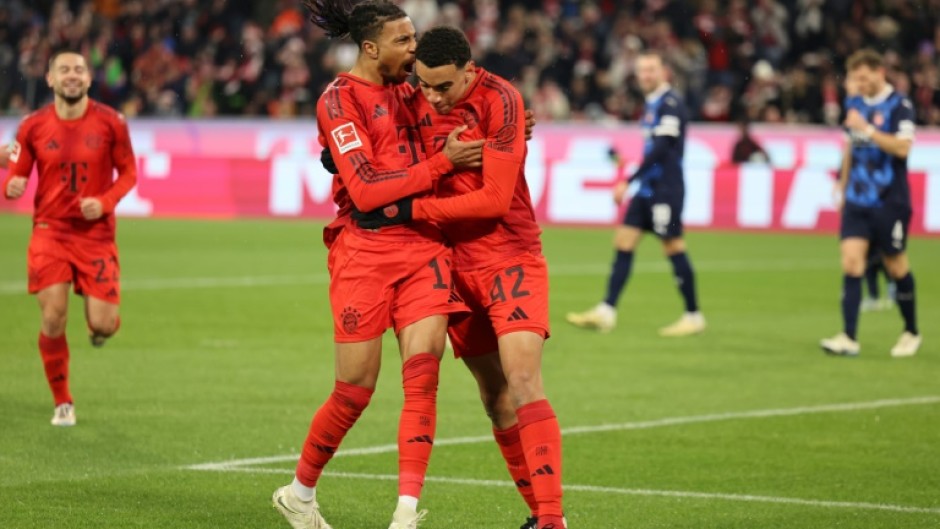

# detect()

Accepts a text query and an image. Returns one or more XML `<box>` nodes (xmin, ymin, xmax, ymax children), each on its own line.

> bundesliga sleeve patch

<box><xmin>8</xmin><ymin>140</ymin><xmax>21</xmax><ymax>163</ymax></box>
<box><xmin>331</xmin><ymin>122</ymin><xmax>363</xmax><ymax>154</ymax></box>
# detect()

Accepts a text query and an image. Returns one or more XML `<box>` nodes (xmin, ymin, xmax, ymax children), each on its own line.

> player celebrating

<box><xmin>3</xmin><ymin>50</ymin><xmax>137</xmax><ymax>426</ymax></box>
<box><xmin>271</xmin><ymin>2</ymin><xmax>484</xmax><ymax>529</ymax></box>
<box><xmin>821</xmin><ymin>49</ymin><xmax>921</xmax><ymax>357</ymax></box>
<box><xmin>566</xmin><ymin>51</ymin><xmax>704</xmax><ymax>337</ymax></box>
<box><xmin>353</xmin><ymin>27</ymin><xmax>565</xmax><ymax>529</ymax></box>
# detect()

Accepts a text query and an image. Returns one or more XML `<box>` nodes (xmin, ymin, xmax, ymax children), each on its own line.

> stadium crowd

<box><xmin>0</xmin><ymin>0</ymin><xmax>938</xmax><ymax>125</ymax></box>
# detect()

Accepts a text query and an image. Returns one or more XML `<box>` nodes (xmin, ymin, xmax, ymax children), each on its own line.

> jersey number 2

<box><xmin>490</xmin><ymin>266</ymin><xmax>530</xmax><ymax>303</ymax></box>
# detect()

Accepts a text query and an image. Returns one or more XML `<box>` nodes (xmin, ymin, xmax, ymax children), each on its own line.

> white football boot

<box><xmin>565</xmin><ymin>302</ymin><xmax>616</xmax><ymax>333</ymax></box>
<box><xmin>388</xmin><ymin>503</ymin><xmax>428</xmax><ymax>529</ymax></box>
<box><xmin>820</xmin><ymin>332</ymin><xmax>860</xmax><ymax>357</ymax></box>
<box><xmin>272</xmin><ymin>485</ymin><xmax>332</xmax><ymax>529</ymax></box>
<box><xmin>890</xmin><ymin>332</ymin><xmax>922</xmax><ymax>358</ymax></box>
<box><xmin>51</xmin><ymin>403</ymin><xmax>76</xmax><ymax>427</ymax></box>
<box><xmin>659</xmin><ymin>312</ymin><xmax>706</xmax><ymax>337</ymax></box>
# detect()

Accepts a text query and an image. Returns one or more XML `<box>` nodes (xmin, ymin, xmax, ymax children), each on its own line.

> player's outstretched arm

<box><xmin>0</xmin><ymin>143</ymin><xmax>9</xmax><ymax>169</ymax></box>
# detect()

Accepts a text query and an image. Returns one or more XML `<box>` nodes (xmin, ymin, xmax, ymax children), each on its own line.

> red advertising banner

<box><xmin>2</xmin><ymin>120</ymin><xmax>938</xmax><ymax>234</ymax></box>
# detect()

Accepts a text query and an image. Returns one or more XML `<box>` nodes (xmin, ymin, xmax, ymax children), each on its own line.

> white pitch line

<box><xmin>0</xmin><ymin>258</ymin><xmax>834</xmax><ymax>295</ymax></box>
<box><xmin>183</xmin><ymin>396</ymin><xmax>940</xmax><ymax>472</ymax></box>
<box><xmin>197</xmin><ymin>468</ymin><xmax>940</xmax><ymax>516</ymax></box>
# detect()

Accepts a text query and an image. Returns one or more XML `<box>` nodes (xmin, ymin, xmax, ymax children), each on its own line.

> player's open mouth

<box><xmin>403</xmin><ymin>61</ymin><xmax>415</xmax><ymax>74</ymax></box>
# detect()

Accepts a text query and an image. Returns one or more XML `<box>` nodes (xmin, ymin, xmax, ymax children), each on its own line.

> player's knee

<box><xmin>840</xmin><ymin>255</ymin><xmax>865</xmax><ymax>276</ymax></box>
<box><xmin>479</xmin><ymin>388</ymin><xmax>515</xmax><ymax>428</ymax></box>
<box><xmin>505</xmin><ymin>370</ymin><xmax>545</xmax><ymax>408</ymax></box>
<box><xmin>88</xmin><ymin>315</ymin><xmax>119</xmax><ymax>338</ymax></box>
<box><xmin>662</xmin><ymin>238</ymin><xmax>686</xmax><ymax>255</ymax></box>
<box><xmin>41</xmin><ymin>306</ymin><xmax>68</xmax><ymax>335</ymax></box>
<box><xmin>883</xmin><ymin>257</ymin><xmax>909</xmax><ymax>279</ymax></box>
<box><xmin>41</xmin><ymin>318</ymin><xmax>67</xmax><ymax>337</ymax></box>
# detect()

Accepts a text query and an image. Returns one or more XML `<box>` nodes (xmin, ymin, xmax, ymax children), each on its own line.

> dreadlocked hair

<box><xmin>303</xmin><ymin>0</ymin><xmax>407</xmax><ymax>46</ymax></box>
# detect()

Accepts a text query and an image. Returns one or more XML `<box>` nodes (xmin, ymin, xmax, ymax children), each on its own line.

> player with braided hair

<box><xmin>271</xmin><ymin>2</ymin><xmax>485</xmax><ymax>529</ymax></box>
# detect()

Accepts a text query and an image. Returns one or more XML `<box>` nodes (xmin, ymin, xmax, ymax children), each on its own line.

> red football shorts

<box><xmin>27</xmin><ymin>231</ymin><xmax>121</xmax><ymax>304</ymax></box>
<box><xmin>328</xmin><ymin>229</ymin><xmax>467</xmax><ymax>343</ymax></box>
<box><xmin>448</xmin><ymin>251</ymin><xmax>550</xmax><ymax>358</ymax></box>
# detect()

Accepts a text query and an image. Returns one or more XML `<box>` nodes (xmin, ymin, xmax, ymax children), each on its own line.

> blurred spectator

<box><xmin>731</xmin><ymin>120</ymin><xmax>770</xmax><ymax>164</ymax></box>
<box><xmin>0</xmin><ymin>0</ymin><xmax>937</xmax><ymax>125</ymax></box>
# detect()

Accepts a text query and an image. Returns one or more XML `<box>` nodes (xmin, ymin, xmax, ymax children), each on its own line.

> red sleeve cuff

<box><xmin>98</xmin><ymin>195</ymin><xmax>117</xmax><ymax>214</ymax></box>
<box><xmin>428</xmin><ymin>152</ymin><xmax>454</xmax><ymax>179</ymax></box>
<box><xmin>412</xmin><ymin>198</ymin><xmax>428</xmax><ymax>221</ymax></box>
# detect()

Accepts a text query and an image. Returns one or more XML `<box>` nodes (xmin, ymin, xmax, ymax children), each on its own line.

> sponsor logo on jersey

<box><xmin>331</xmin><ymin>123</ymin><xmax>363</xmax><ymax>154</ymax></box>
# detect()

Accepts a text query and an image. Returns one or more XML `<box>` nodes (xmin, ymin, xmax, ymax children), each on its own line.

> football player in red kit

<box><xmin>271</xmin><ymin>2</ymin><xmax>485</xmax><ymax>529</ymax></box>
<box><xmin>3</xmin><ymin>50</ymin><xmax>137</xmax><ymax>427</ymax></box>
<box><xmin>353</xmin><ymin>27</ymin><xmax>566</xmax><ymax>529</ymax></box>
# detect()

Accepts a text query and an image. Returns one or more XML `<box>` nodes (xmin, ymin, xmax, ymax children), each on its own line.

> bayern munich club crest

<box><xmin>341</xmin><ymin>306</ymin><xmax>361</xmax><ymax>334</ymax></box>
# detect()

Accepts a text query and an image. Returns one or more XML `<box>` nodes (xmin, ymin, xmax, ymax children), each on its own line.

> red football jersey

<box><xmin>412</xmin><ymin>67</ymin><xmax>541</xmax><ymax>270</ymax></box>
<box><xmin>317</xmin><ymin>74</ymin><xmax>454</xmax><ymax>246</ymax></box>
<box><xmin>4</xmin><ymin>101</ymin><xmax>137</xmax><ymax>240</ymax></box>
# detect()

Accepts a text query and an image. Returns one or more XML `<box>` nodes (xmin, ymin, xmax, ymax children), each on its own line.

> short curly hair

<box><xmin>415</xmin><ymin>26</ymin><xmax>471</xmax><ymax>69</ymax></box>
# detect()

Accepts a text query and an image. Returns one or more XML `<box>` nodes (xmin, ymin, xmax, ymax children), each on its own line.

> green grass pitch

<box><xmin>1</xmin><ymin>213</ymin><xmax>938</xmax><ymax>528</ymax></box>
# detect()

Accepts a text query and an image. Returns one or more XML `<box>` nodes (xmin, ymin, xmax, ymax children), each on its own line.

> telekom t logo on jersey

<box><xmin>331</xmin><ymin>123</ymin><xmax>362</xmax><ymax>154</ymax></box>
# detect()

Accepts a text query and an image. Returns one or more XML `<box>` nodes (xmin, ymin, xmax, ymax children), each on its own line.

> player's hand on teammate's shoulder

<box><xmin>442</xmin><ymin>125</ymin><xmax>484</xmax><ymax>168</ymax></box>
<box><xmin>5</xmin><ymin>176</ymin><xmax>27</xmax><ymax>199</ymax></box>
<box><xmin>79</xmin><ymin>197</ymin><xmax>104</xmax><ymax>220</ymax></box>
<box><xmin>352</xmin><ymin>197</ymin><xmax>413</xmax><ymax>230</ymax></box>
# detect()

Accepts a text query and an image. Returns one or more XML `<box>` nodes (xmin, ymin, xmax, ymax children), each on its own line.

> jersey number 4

<box><xmin>490</xmin><ymin>266</ymin><xmax>530</xmax><ymax>303</ymax></box>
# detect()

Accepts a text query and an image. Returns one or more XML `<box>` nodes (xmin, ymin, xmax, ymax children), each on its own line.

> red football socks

<box><xmin>38</xmin><ymin>333</ymin><xmax>71</xmax><ymax>405</ymax></box>
<box><xmin>517</xmin><ymin>399</ymin><xmax>564</xmax><ymax>523</ymax></box>
<box><xmin>494</xmin><ymin>424</ymin><xmax>538</xmax><ymax>516</ymax></box>
<box><xmin>295</xmin><ymin>380</ymin><xmax>374</xmax><ymax>487</ymax></box>
<box><xmin>398</xmin><ymin>353</ymin><xmax>440</xmax><ymax>498</ymax></box>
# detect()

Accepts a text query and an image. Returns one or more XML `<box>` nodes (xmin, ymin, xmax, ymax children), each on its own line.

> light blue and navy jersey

<box><xmin>845</xmin><ymin>88</ymin><xmax>915</xmax><ymax>209</ymax></box>
<box><xmin>843</xmin><ymin>94</ymin><xmax>864</xmax><ymax>120</ymax></box>
<box><xmin>636</xmin><ymin>87</ymin><xmax>687</xmax><ymax>199</ymax></box>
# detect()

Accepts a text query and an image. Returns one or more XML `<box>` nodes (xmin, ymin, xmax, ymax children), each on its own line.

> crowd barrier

<box><xmin>1</xmin><ymin>120</ymin><xmax>937</xmax><ymax>234</ymax></box>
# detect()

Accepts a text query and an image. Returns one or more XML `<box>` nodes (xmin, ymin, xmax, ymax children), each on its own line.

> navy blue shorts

<box><xmin>623</xmin><ymin>195</ymin><xmax>684</xmax><ymax>239</ymax></box>
<box><xmin>840</xmin><ymin>205</ymin><xmax>912</xmax><ymax>256</ymax></box>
